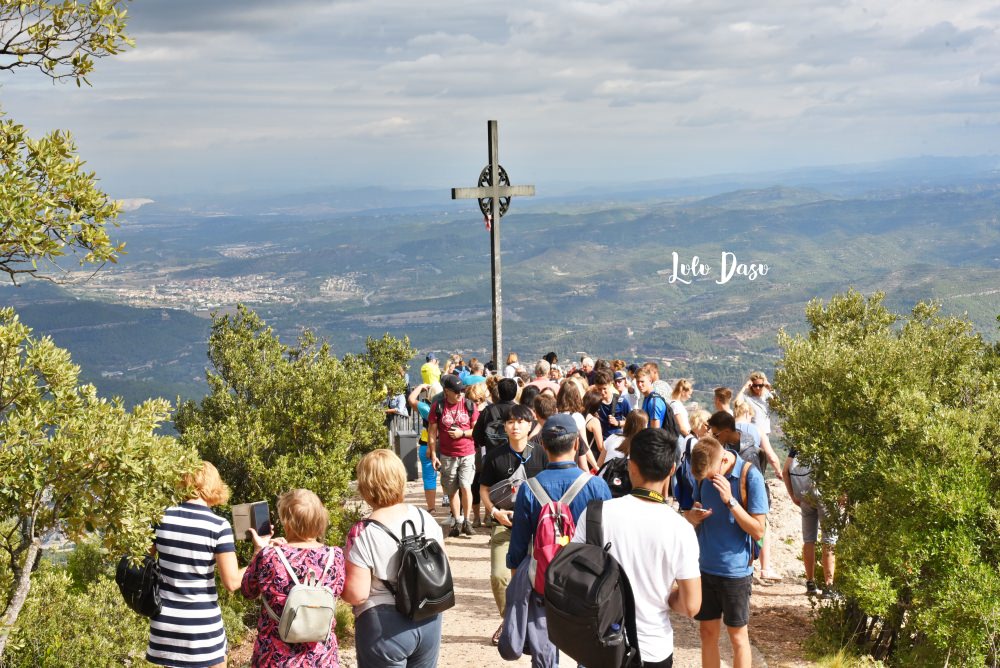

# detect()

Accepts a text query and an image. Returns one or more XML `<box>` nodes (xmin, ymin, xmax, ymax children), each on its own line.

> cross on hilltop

<box><xmin>451</xmin><ymin>120</ymin><xmax>535</xmax><ymax>370</ymax></box>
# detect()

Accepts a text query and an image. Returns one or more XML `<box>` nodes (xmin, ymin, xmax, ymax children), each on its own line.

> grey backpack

<box><xmin>789</xmin><ymin>455</ymin><xmax>819</xmax><ymax>505</ymax></box>
<box><xmin>263</xmin><ymin>547</ymin><xmax>338</xmax><ymax>644</ymax></box>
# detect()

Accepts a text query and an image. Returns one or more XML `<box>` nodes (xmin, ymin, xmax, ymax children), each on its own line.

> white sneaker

<box><xmin>445</xmin><ymin>514</ymin><xmax>456</xmax><ymax>527</ymax></box>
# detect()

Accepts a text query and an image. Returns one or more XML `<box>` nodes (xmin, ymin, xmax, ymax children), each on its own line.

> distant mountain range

<box><xmin>5</xmin><ymin>155</ymin><xmax>999</xmax><ymax>408</ymax></box>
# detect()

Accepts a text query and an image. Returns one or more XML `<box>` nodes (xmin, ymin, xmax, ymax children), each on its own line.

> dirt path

<box><xmin>337</xmin><ymin>478</ymin><xmax>815</xmax><ymax>667</ymax></box>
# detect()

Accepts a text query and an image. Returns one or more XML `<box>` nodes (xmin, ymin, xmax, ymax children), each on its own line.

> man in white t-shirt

<box><xmin>572</xmin><ymin>428</ymin><xmax>701</xmax><ymax>667</ymax></box>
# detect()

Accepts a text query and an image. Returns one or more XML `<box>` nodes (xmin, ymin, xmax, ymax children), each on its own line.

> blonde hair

<box><xmin>733</xmin><ymin>397</ymin><xmax>754</xmax><ymax>421</ymax></box>
<box><xmin>278</xmin><ymin>489</ymin><xmax>328</xmax><ymax>541</ymax></box>
<box><xmin>465</xmin><ymin>381</ymin><xmax>489</xmax><ymax>405</ymax></box>
<box><xmin>182</xmin><ymin>461</ymin><xmax>230</xmax><ymax>507</ymax></box>
<box><xmin>689</xmin><ymin>409</ymin><xmax>711</xmax><ymax>433</ymax></box>
<box><xmin>691</xmin><ymin>437</ymin><xmax>724</xmax><ymax>481</ymax></box>
<box><xmin>356</xmin><ymin>449</ymin><xmax>406</xmax><ymax>509</ymax></box>
<box><xmin>749</xmin><ymin>371</ymin><xmax>768</xmax><ymax>384</ymax></box>
<box><xmin>506</xmin><ymin>352</ymin><xmax>518</xmax><ymax>365</ymax></box>
<box><xmin>672</xmin><ymin>378</ymin><xmax>692</xmax><ymax>399</ymax></box>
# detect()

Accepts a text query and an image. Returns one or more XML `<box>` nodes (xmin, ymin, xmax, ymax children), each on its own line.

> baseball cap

<box><xmin>626</xmin><ymin>363</ymin><xmax>640</xmax><ymax>374</ymax></box>
<box><xmin>613</xmin><ymin>371</ymin><xmax>627</xmax><ymax>382</ymax></box>
<box><xmin>425</xmin><ymin>352</ymin><xmax>437</xmax><ymax>362</ymax></box>
<box><xmin>541</xmin><ymin>413</ymin><xmax>578</xmax><ymax>441</ymax></box>
<box><xmin>441</xmin><ymin>374</ymin><xmax>464</xmax><ymax>393</ymax></box>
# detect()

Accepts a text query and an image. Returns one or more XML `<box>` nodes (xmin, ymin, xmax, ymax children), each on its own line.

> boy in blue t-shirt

<box><xmin>685</xmin><ymin>437</ymin><xmax>768</xmax><ymax>668</ymax></box>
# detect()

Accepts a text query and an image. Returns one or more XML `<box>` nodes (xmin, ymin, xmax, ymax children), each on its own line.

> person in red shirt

<box><xmin>428</xmin><ymin>374</ymin><xmax>480</xmax><ymax>537</ymax></box>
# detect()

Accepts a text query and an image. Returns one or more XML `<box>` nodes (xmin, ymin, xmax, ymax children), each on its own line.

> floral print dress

<box><xmin>241</xmin><ymin>545</ymin><xmax>346</xmax><ymax>667</ymax></box>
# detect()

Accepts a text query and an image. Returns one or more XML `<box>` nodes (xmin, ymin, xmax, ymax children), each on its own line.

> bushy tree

<box><xmin>0</xmin><ymin>308</ymin><xmax>200</xmax><ymax>659</ymax></box>
<box><xmin>175</xmin><ymin>305</ymin><xmax>414</xmax><ymax>541</ymax></box>
<box><xmin>773</xmin><ymin>289</ymin><xmax>1000</xmax><ymax>665</ymax></box>
<box><xmin>3</xmin><ymin>565</ymin><xmax>148</xmax><ymax>667</ymax></box>
<box><xmin>0</xmin><ymin>0</ymin><xmax>132</xmax><ymax>282</ymax></box>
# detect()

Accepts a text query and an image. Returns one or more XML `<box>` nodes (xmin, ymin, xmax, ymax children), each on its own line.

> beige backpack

<box><xmin>263</xmin><ymin>546</ymin><xmax>338</xmax><ymax>644</ymax></box>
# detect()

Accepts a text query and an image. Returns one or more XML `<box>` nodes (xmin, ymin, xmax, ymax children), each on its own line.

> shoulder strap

<box><xmin>584</xmin><ymin>499</ymin><xmax>604</xmax><ymax>547</ymax></box>
<box><xmin>619</xmin><ymin>564</ymin><xmax>642</xmax><ymax>667</ymax></box>
<box><xmin>559</xmin><ymin>472</ymin><xmax>592</xmax><ymax>506</ymax></box>
<box><xmin>318</xmin><ymin>546</ymin><xmax>337</xmax><ymax>582</ymax></box>
<box><xmin>271</xmin><ymin>546</ymin><xmax>300</xmax><ymax>587</ymax></box>
<box><xmin>739</xmin><ymin>458</ymin><xmax>750</xmax><ymax>511</ymax></box>
<box><xmin>526</xmin><ymin>477</ymin><xmax>552</xmax><ymax>507</ymax></box>
<box><xmin>363</xmin><ymin>518</ymin><xmax>402</xmax><ymax>546</ymax></box>
<box><xmin>262</xmin><ymin>546</ymin><xmax>300</xmax><ymax>623</ymax></box>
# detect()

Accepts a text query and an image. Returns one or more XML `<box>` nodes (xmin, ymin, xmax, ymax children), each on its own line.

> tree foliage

<box><xmin>773</xmin><ymin>289</ymin><xmax>1000</xmax><ymax>665</ymax></box>
<box><xmin>3</xmin><ymin>564</ymin><xmax>148</xmax><ymax>667</ymax></box>
<box><xmin>0</xmin><ymin>307</ymin><xmax>200</xmax><ymax>658</ymax></box>
<box><xmin>0</xmin><ymin>0</ymin><xmax>132</xmax><ymax>83</ymax></box>
<box><xmin>0</xmin><ymin>0</ymin><xmax>132</xmax><ymax>283</ymax></box>
<box><xmin>175</xmin><ymin>305</ymin><xmax>414</xmax><ymax>541</ymax></box>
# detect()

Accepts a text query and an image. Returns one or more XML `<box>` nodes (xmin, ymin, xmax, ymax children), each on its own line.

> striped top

<box><xmin>147</xmin><ymin>502</ymin><xmax>235</xmax><ymax>668</ymax></box>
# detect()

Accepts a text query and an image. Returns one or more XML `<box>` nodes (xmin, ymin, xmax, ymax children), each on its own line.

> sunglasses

<box><xmin>751</xmin><ymin>383</ymin><xmax>765</xmax><ymax>388</ymax></box>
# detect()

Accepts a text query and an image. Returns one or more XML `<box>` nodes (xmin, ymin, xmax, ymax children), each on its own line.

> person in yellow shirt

<box><xmin>421</xmin><ymin>353</ymin><xmax>442</xmax><ymax>390</ymax></box>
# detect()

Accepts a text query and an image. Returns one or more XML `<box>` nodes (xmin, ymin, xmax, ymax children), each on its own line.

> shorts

<box><xmin>695</xmin><ymin>573</ymin><xmax>752</xmax><ymax>628</ymax></box>
<box><xmin>439</xmin><ymin>454</ymin><xmax>475</xmax><ymax>496</ymax></box>
<box><xmin>418</xmin><ymin>444</ymin><xmax>437</xmax><ymax>491</ymax></box>
<box><xmin>801</xmin><ymin>501</ymin><xmax>838</xmax><ymax>545</ymax></box>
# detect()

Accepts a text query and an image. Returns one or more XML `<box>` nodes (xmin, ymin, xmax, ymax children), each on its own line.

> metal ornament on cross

<box><xmin>450</xmin><ymin>120</ymin><xmax>535</xmax><ymax>372</ymax></box>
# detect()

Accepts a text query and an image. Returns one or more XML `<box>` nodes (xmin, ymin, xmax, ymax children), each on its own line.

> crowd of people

<box><xmin>143</xmin><ymin>351</ymin><xmax>836</xmax><ymax>668</ymax></box>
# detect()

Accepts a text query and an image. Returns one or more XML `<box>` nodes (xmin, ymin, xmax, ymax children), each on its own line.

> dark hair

<box><xmin>533</xmin><ymin>394</ymin><xmax>557</xmax><ymax>420</ymax></box>
<box><xmin>707</xmin><ymin>411</ymin><xmax>736</xmax><ymax>432</ymax></box>
<box><xmin>497</xmin><ymin>378</ymin><xmax>518</xmax><ymax>402</ymax></box>
<box><xmin>543</xmin><ymin>431</ymin><xmax>579</xmax><ymax>456</ymax></box>
<box><xmin>557</xmin><ymin>381</ymin><xmax>584</xmax><ymax>414</ymax></box>
<box><xmin>629</xmin><ymin>428</ymin><xmax>678</xmax><ymax>481</ymax></box>
<box><xmin>618</xmin><ymin>409</ymin><xmax>649</xmax><ymax>458</ymax></box>
<box><xmin>594</xmin><ymin>359</ymin><xmax>612</xmax><ymax>372</ymax></box>
<box><xmin>506</xmin><ymin>403</ymin><xmax>535</xmax><ymax>423</ymax></box>
<box><xmin>593</xmin><ymin>369</ymin><xmax>613</xmax><ymax>387</ymax></box>
<box><xmin>583</xmin><ymin>387</ymin><xmax>604</xmax><ymax>416</ymax></box>
<box><xmin>543</xmin><ymin>351</ymin><xmax>558</xmax><ymax>365</ymax></box>
<box><xmin>519</xmin><ymin>384</ymin><xmax>541</xmax><ymax>409</ymax></box>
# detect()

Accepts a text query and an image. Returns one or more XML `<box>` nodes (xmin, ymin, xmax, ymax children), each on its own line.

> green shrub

<box><xmin>66</xmin><ymin>539</ymin><xmax>113</xmax><ymax>591</ymax></box>
<box><xmin>4</xmin><ymin>566</ymin><xmax>148</xmax><ymax>668</ymax></box>
<box><xmin>775</xmin><ymin>291</ymin><xmax>1000</xmax><ymax>665</ymax></box>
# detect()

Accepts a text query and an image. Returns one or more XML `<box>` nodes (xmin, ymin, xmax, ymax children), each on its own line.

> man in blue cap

<box><xmin>506</xmin><ymin>414</ymin><xmax>612</xmax><ymax>572</ymax></box>
<box><xmin>501</xmin><ymin>413</ymin><xmax>612</xmax><ymax>666</ymax></box>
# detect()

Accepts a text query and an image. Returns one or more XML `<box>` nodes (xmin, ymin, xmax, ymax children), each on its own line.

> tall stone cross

<box><xmin>451</xmin><ymin>120</ymin><xmax>535</xmax><ymax>371</ymax></box>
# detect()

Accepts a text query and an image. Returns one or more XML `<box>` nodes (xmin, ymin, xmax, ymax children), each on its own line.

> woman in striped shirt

<box><xmin>147</xmin><ymin>461</ymin><xmax>244</xmax><ymax>668</ymax></box>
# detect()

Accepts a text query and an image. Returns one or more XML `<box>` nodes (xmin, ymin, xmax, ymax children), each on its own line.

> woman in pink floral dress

<box><xmin>242</xmin><ymin>489</ymin><xmax>345</xmax><ymax>667</ymax></box>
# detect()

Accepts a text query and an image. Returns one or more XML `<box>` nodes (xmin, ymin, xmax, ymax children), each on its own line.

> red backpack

<box><xmin>525</xmin><ymin>473</ymin><xmax>593</xmax><ymax>595</ymax></box>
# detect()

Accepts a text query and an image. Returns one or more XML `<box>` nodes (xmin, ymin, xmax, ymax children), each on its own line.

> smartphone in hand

<box><xmin>251</xmin><ymin>501</ymin><xmax>272</xmax><ymax>537</ymax></box>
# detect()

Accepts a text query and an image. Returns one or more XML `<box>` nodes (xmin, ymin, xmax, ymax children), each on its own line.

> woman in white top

<box><xmin>503</xmin><ymin>352</ymin><xmax>520</xmax><ymax>379</ymax></box>
<box><xmin>556</xmin><ymin>379</ymin><xmax>596</xmax><ymax>470</ymax></box>
<box><xmin>669</xmin><ymin>379</ymin><xmax>693</xmax><ymax>436</ymax></box>
<box><xmin>342</xmin><ymin>450</ymin><xmax>445</xmax><ymax>668</ymax></box>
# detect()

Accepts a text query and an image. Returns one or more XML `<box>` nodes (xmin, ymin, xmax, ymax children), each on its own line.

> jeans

<box><xmin>355</xmin><ymin>605</ymin><xmax>442</xmax><ymax>668</ymax></box>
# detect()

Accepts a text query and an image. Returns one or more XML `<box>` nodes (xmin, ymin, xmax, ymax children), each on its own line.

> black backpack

<box><xmin>597</xmin><ymin>457</ymin><xmax>632</xmax><ymax>498</ymax></box>
<box><xmin>544</xmin><ymin>500</ymin><xmax>641</xmax><ymax>668</ymax></box>
<box><xmin>646</xmin><ymin>392</ymin><xmax>682</xmax><ymax>442</ymax></box>
<box><xmin>365</xmin><ymin>510</ymin><xmax>455</xmax><ymax>621</ymax></box>
<box><xmin>115</xmin><ymin>554</ymin><xmax>162</xmax><ymax>618</ymax></box>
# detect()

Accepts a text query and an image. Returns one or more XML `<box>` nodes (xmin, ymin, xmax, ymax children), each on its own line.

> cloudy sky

<box><xmin>3</xmin><ymin>0</ymin><xmax>999</xmax><ymax>197</ymax></box>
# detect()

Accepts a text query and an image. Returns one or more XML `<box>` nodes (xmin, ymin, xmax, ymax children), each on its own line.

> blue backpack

<box><xmin>673</xmin><ymin>435</ymin><xmax>698</xmax><ymax>511</ymax></box>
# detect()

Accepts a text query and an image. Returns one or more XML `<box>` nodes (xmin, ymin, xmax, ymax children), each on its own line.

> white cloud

<box><xmin>1</xmin><ymin>0</ymin><xmax>998</xmax><ymax>195</ymax></box>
